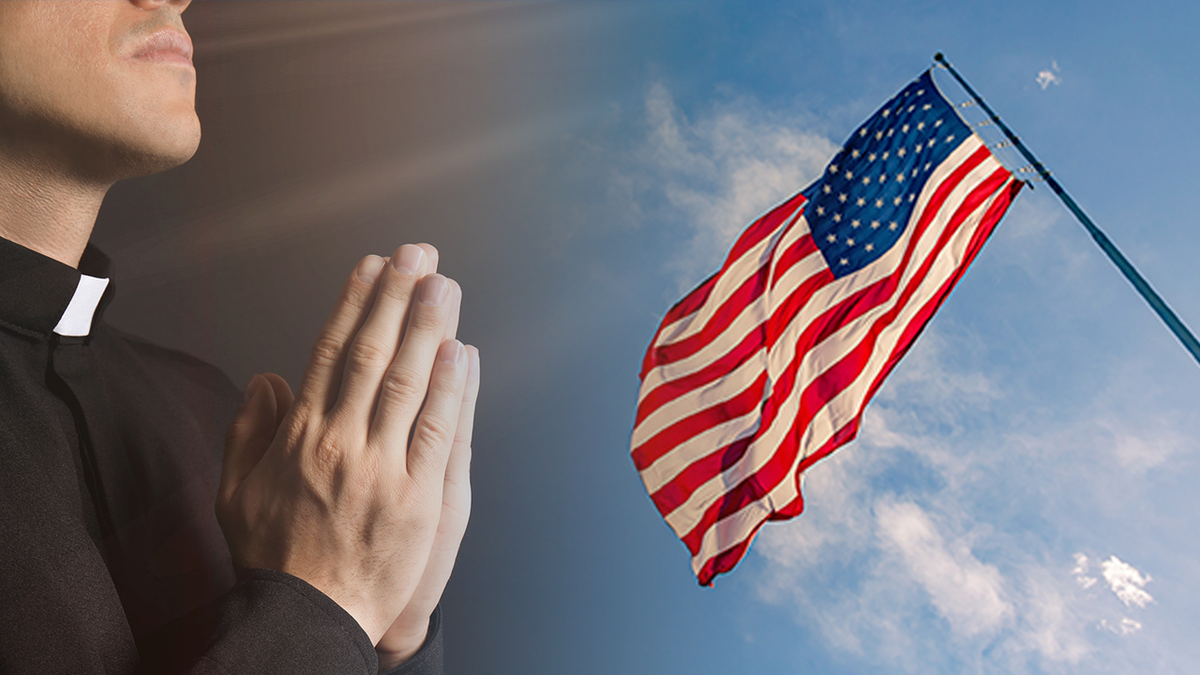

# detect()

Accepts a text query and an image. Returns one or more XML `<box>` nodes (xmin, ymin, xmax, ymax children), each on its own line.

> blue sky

<box><xmin>435</xmin><ymin>2</ymin><xmax>1200</xmax><ymax>673</ymax></box>
<box><xmin>99</xmin><ymin>2</ymin><xmax>1200</xmax><ymax>673</ymax></box>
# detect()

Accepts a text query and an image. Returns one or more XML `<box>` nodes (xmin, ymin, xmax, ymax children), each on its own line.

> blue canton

<box><xmin>804</xmin><ymin>70</ymin><xmax>970</xmax><ymax>278</ymax></box>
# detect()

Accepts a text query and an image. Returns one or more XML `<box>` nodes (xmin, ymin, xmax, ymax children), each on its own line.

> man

<box><xmin>0</xmin><ymin>1</ymin><xmax>480</xmax><ymax>673</ymax></box>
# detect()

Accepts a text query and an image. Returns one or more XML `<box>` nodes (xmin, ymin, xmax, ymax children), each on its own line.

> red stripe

<box><xmin>640</xmin><ymin>193</ymin><xmax>807</xmax><ymax>378</ymax></box>
<box><xmin>635</xmin><ymin>320</ymin><xmax>770</xmax><ymax>426</ymax></box>
<box><xmin>651</xmin><ymin>262</ymin><xmax>771</xmax><ymax>365</ymax></box>
<box><xmin>677</xmin><ymin>168</ymin><xmax>1012</xmax><ymax>553</ymax></box>
<box><xmin>770</xmin><ymin>235</ymin><xmax>820</xmax><ymax>290</ymax></box>
<box><xmin>631</xmin><ymin>370</ymin><xmax>769</xmax><ymax>471</ymax></box>
<box><xmin>635</xmin><ymin>234</ymin><xmax>824</xmax><ymax>423</ymax></box>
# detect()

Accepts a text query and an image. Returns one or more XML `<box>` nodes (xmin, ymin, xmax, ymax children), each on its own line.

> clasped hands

<box><xmin>217</xmin><ymin>244</ymin><xmax>479</xmax><ymax>668</ymax></box>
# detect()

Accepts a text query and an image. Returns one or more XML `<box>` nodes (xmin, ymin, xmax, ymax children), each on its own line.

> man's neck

<box><xmin>0</xmin><ymin>155</ymin><xmax>109</xmax><ymax>269</ymax></box>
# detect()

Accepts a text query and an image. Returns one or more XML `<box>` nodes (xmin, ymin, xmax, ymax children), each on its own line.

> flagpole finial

<box><xmin>934</xmin><ymin>52</ymin><xmax>948</xmax><ymax>65</ymax></box>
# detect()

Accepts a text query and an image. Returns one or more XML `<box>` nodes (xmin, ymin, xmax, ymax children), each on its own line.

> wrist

<box><xmin>376</xmin><ymin>625</ymin><xmax>429</xmax><ymax>670</ymax></box>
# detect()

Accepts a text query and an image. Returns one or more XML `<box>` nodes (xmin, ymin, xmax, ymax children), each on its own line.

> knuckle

<box><xmin>346</xmin><ymin>335</ymin><xmax>393</xmax><ymax>373</ymax></box>
<box><xmin>412</xmin><ymin>412</ymin><xmax>454</xmax><ymax>451</ymax></box>
<box><xmin>407</xmin><ymin>303</ymin><xmax>444</xmax><ymax>335</ymax></box>
<box><xmin>379</xmin><ymin>367</ymin><xmax>425</xmax><ymax>406</ymax></box>
<box><xmin>309</xmin><ymin>335</ymin><xmax>344</xmax><ymax>369</ymax></box>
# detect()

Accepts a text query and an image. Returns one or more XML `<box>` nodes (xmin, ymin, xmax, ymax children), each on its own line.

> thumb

<box><xmin>220</xmin><ymin>374</ymin><xmax>280</xmax><ymax>501</ymax></box>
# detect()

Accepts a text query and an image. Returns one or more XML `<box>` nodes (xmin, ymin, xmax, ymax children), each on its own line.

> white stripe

<box><xmin>631</xmin><ymin>247</ymin><xmax>826</xmax><ymax>449</ymax></box>
<box><xmin>654</xmin><ymin>201</ymin><xmax>807</xmax><ymax>348</ymax></box>
<box><xmin>689</xmin><ymin>172</ymin><xmax>1014</xmax><ymax>569</ymax></box>
<box><xmin>53</xmin><ymin>274</ymin><xmax>110</xmax><ymax>337</ymax></box>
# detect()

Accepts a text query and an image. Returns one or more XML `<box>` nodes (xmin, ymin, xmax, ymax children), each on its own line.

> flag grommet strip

<box><xmin>933</xmin><ymin>52</ymin><xmax>1200</xmax><ymax>367</ymax></box>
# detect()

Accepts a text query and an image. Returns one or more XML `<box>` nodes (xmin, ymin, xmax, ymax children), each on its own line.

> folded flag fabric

<box><xmin>631</xmin><ymin>70</ymin><xmax>1023</xmax><ymax>586</ymax></box>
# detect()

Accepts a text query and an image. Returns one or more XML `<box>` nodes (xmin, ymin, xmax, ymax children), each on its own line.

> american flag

<box><xmin>631</xmin><ymin>70</ymin><xmax>1023</xmax><ymax>586</ymax></box>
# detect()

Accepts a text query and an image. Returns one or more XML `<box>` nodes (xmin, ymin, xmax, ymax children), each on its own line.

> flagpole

<box><xmin>933</xmin><ymin>52</ymin><xmax>1200</xmax><ymax>367</ymax></box>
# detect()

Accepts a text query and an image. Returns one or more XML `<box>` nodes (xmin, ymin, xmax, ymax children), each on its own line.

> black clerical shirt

<box><xmin>0</xmin><ymin>236</ymin><xmax>442</xmax><ymax>674</ymax></box>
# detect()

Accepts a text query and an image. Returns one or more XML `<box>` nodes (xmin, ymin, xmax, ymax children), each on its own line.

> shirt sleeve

<box><xmin>167</xmin><ymin>570</ymin><xmax>444</xmax><ymax>675</ymax></box>
<box><xmin>378</xmin><ymin>606</ymin><xmax>445</xmax><ymax>675</ymax></box>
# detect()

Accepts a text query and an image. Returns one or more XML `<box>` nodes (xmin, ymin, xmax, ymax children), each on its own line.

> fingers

<box><xmin>330</xmin><ymin>245</ymin><xmax>435</xmax><ymax>417</ymax></box>
<box><xmin>295</xmin><ymin>254</ymin><xmax>391</xmax><ymax>413</ymax></box>
<box><xmin>416</xmin><ymin>243</ymin><xmax>439</xmax><ymax>274</ymax></box>
<box><xmin>260</xmin><ymin>373</ymin><xmax>295</xmax><ymax>430</ymax></box>
<box><xmin>383</xmin><ymin>338</ymin><xmax>467</xmax><ymax>477</ymax></box>
<box><xmin>220</xmin><ymin>373</ymin><xmax>285</xmax><ymax>501</ymax></box>
<box><xmin>445</xmin><ymin>345</ymin><xmax>479</xmax><ymax>493</ymax></box>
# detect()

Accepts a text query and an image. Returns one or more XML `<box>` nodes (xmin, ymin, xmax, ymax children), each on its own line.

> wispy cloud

<box><xmin>1037</xmin><ymin>61</ymin><xmax>1062</xmax><ymax>90</ymax></box>
<box><xmin>634</xmin><ymin>82</ymin><xmax>837</xmax><ymax>291</ymax></box>
<box><xmin>876</xmin><ymin>500</ymin><xmax>1012</xmax><ymax>637</ymax></box>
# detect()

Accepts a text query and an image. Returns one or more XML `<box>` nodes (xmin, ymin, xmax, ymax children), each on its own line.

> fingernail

<box><xmin>242</xmin><ymin>375</ymin><xmax>259</xmax><ymax>403</ymax></box>
<box><xmin>419</xmin><ymin>274</ymin><xmax>449</xmax><ymax>306</ymax></box>
<box><xmin>392</xmin><ymin>245</ymin><xmax>424</xmax><ymax>275</ymax></box>
<box><xmin>356</xmin><ymin>255</ymin><xmax>387</xmax><ymax>284</ymax></box>
<box><xmin>438</xmin><ymin>339</ymin><xmax>464</xmax><ymax>364</ymax></box>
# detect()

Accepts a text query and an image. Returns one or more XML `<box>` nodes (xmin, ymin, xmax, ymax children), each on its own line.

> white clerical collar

<box><xmin>53</xmin><ymin>274</ymin><xmax>111</xmax><ymax>337</ymax></box>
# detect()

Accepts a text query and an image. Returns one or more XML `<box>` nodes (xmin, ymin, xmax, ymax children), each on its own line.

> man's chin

<box><xmin>100</xmin><ymin>120</ymin><xmax>201</xmax><ymax>181</ymax></box>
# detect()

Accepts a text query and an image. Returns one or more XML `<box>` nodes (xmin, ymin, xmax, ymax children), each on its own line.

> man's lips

<box><xmin>131</xmin><ymin>29</ymin><xmax>194</xmax><ymax>68</ymax></box>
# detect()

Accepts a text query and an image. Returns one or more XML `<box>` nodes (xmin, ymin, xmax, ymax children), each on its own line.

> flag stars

<box><xmin>845</xmin><ymin>170</ymin><xmax>854</xmax><ymax>180</ymax></box>
<box><xmin>823</xmin><ymin>184</ymin><xmax>832</xmax><ymax>194</ymax></box>
<box><xmin>935</xmin><ymin>118</ymin><xmax>943</xmax><ymax>127</ymax></box>
<box><xmin>923</xmin><ymin>103</ymin><xmax>932</xmax><ymax>111</ymax></box>
<box><xmin>833</xmin><ymin>213</ymin><xmax>843</xmax><ymax>223</ymax></box>
<box><xmin>827</xmin><ymin>233</ymin><xmax>837</xmax><ymax>243</ymax></box>
<box><xmin>840</xmin><ymin>258</ymin><xmax>849</xmax><ymax>266</ymax></box>
<box><xmin>816</xmin><ymin>206</ymin><xmax>825</xmax><ymax>216</ymax></box>
<box><xmin>859</xmin><ymin>128</ymin><xmax>869</xmax><ymax>137</ymax></box>
<box><xmin>846</xmin><ymin>238</ymin><xmax>855</xmax><ymax>247</ymax></box>
<box><xmin>829</xmin><ymin>164</ymin><xmax>839</xmax><ymax>175</ymax></box>
<box><xmin>897</xmin><ymin>147</ymin><xmax>907</xmax><ymax>158</ymax></box>
<box><xmin>857</xmin><ymin>197</ymin><xmax>866</xmax><ymax>207</ymax></box>
<box><xmin>945</xmin><ymin>134</ymin><xmax>955</xmax><ymax>144</ymax></box>
<box><xmin>871</xmin><ymin>220</ymin><xmax>881</xmax><ymax>229</ymax></box>
<box><xmin>917</xmin><ymin>121</ymin><xmax>926</xmax><ymax>131</ymax></box>
<box><xmin>868</xmin><ymin>152</ymin><xmax>877</xmax><ymax>162</ymax></box>
<box><xmin>865</xmin><ymin>243</ymin><xmax>875</xmax><ymax>252</ymax></box>
<box><xmin>883</xmin><ymin>151</ymin><xmax>890</xmax><ymax>160</ymax></box>
<box><xmin>851</xmin><ymin>219</ymin><xmax>861</xmax><ymax>228</ymax></box>
<box><xmin>838</xmin><ymin>193</ymin><xmax>848</xmax><ymax>203</ymax></box>
<box><xmin>862</xmin><ymin>175</ymin><xmax>871</xmax><ymax>185</ymax></box>
<box><xmin>875</xmin><ymin>198</ymin><xmax>885</xmax><ymax>208</ymax></box>
<box><xmin>889</xmin><ymin>221</ymin><xmax>899</xmax><ymax>230</ymax></box>
<box><xmin>908</xmin><ymin>193</ymin><xmax>916</xmax><ymax>202</ymax></box>
<box><xmin>902</xmin><ymin>124</ymin><xmax>910</xmax><ymax>133</ymax></box>
<box><xmin>851</xmin><ymin>149</ymin><xmax>861</xmax><ymax>158</ymax></box>
<box><xmin>875</xmin><ymin>131</ymin><xmax>884</xmax><ymax>140</ymax></box>
<box><xmin>895</xmin><ymin>173</ymin><xmax>904</xmax><ymax>183</ymax></box>
<box><xmin>893</xmin><ymin>196</ymin><xmax>903</xmax><ymax>206</ymax></box>
<box><xmin>879</xmin><ymin>173</ymin><xmax>887</xmax><ymax>183</ymax></box>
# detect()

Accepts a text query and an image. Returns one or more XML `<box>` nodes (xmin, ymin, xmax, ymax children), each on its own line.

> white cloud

<box><xmin>1072</xmin><ymin>553</ymin><xmax>1098</xmax><ymax>590</ymax></box>
<box><xmin>1101</xmin><ymin>556</ymin><xmax>1153</xmax><ymax>609</ymax></box>
<box><xmin>876</xmin><ymin>500</ymin><xmax>1012</xmax><ymax>636</ymax></box>
<box><xmin>637</xmin><ymin>82</ymin><xmax>838</xmax><ymax>291</ymax></box>
<box><xmin>1037</xmin><ymin>60</ymin><xmax>1062</xmax><ymax>90</ymax></box>
<box><xmin>1100</xmin><ymin>617</ymin><xmax>1143</xmax><ymax>635</ymax></box>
